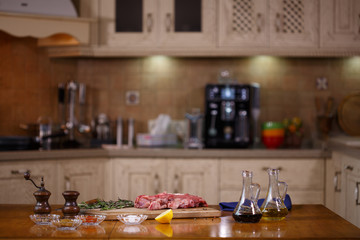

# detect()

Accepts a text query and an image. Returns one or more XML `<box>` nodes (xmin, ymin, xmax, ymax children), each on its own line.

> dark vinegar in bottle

<box><xmin>232</xmin><ymin>213</ymin><xmax>262</xmax><ymax>223</ymax></box>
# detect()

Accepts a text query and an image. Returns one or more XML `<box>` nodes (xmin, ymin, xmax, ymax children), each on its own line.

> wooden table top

<box><xmin>0</xmin><ymin>204</ymin><xmax>359</xmax><ymax>239</ymax></box>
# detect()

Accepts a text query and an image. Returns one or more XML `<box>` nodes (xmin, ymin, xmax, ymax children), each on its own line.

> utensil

<box><xmin>76</xmin><ymin>215</ymin><xmax>106</xmax><ymax>226</ymax></box>
<box><xmin>315</xmin><ymin>97</ymin><xmax>323</xmax><ymax>116</ymax></box>
<box><xmin>51</xmin><ymin>218</ymin><xmax>82</xmax><ymax>231</ymax></box>
<box><xmin>233</xmin><ymin>170</ymin><xmax>262</xmax><ymax>223</ymax></box>
<box><xmin>29</xmin><ymin>214</ymin><xmax>60</xmax><ymax>225</ymax></box>
<box><xmin>337</xmin><ymin>92</ymin><xmax>360</xmax><ymax>136</ymax></box>
<box><xmin>117</xmin><ymin>214</ymin><xmax>147</xmax><ymax>225</ymax></box>
<box><xmin>325</xmin><ymin>97</ymin><xmax>335</xmax><ymax>117</ymax></box>
<box><xmin>260</xmin><ymin>168</ymin><xmax>288</xmax><ymax>221</ymax></box>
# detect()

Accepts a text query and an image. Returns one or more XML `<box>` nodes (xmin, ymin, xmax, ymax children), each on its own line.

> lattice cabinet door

<box><xmin>218</xmin><ymin>0</ymin><xmax>269</xmax><ymax>47</ymax></box>
<box><xmin>320</xmin><ymin>0</ymin><xmax>360</xmax><ymax>48</ymax></box>
<box><xmin>269</xmin><ymin>0</ymin><xmax>319</xmax><ymax>48</ymax></box>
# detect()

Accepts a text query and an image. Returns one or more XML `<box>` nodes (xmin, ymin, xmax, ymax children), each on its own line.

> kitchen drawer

<box><xmin>220</xmin><ymin>158</ymin><xmax>325</xmax><ymax>203</ymax></box>
<box><xmin>0</xmin><ymin>161</ymin><xmax>58</xmax><ymax>204</ymax></box>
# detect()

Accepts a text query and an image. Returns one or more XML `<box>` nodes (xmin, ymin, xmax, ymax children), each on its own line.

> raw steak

<box><xmin>135</xmin><ymin>192</ymin><xmax>208</xmax><ymax>210</ymax></box>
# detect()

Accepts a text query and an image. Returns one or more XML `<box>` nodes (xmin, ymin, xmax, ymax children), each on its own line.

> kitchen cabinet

<box><xmin>98</xmin><ymin>0</ymin><xmax>216</xmax><ymax>50</ymax></box>
<box><xmin>108</xmin><ymin>158</ymin><xmax>219</xmax><ymax>204</ymax></box>
<box><xmin>340</xmin><ymin>153</ymin><xmax>360</xmax><ymax>228</ymax></box>
<box><xmin>166</xmin><ymin>159</ymin><xmax>219</xmax><ymax>204</ymax></box>
<box><xmin>57</xmin><ymin>159</ymin><xmax>106</xmax><ymax>203</ymax></box>
<box><xmin>220</xmin><ymin>158</ymin><xmax>325</xmax><ymax>204</ymax></box>
<box><xmin>0</xmin><ymin>160</ymin><xmax>58</xmax><ymax>204</ymax></box>
<box><xmin>218</xmin><ymin>0</ymin><xmax>319</xmax><ymax>49</ymax></box>
<box><xmin>325</xmin><ymin>152</ymin><xmax>343</xmax><ymax>218</ymax></box>
<box><xmin>320</xmin><ymin>0</ymin><xmax>360</xmax><ymax>48</ymax></box>
<box><xmin>108</xmin><ymin>158</ymin><xmax>167</xmax><ymax>201</ymax></box>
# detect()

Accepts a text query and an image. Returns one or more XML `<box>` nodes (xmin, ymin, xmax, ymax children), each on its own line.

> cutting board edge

<box><xmin>80</xmin><ymin>207</ymin><xmax>221</xmax><ymax>220</ymax></box>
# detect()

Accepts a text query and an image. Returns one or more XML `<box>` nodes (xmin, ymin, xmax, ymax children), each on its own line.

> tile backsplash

<box><xmin>1</xmin><ymin>31</ymin><xmax>359</xmax><ymax>143</ymax></box>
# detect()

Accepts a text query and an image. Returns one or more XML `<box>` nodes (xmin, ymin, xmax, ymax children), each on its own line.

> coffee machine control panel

<box><xmin>204</xmin><ymin>84</ymin><xmax>253</xmax><ymax>149</ymax></box>
<box><xmin>207</xmin><ymin>85</ymin><xmax>249</xmax><ymax>102</ymax></box>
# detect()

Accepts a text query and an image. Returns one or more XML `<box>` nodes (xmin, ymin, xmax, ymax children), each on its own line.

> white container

<box><xmin>136</xmin><ymin>134</ymin><xmax>177</xmax><ymax>147</ymax></box>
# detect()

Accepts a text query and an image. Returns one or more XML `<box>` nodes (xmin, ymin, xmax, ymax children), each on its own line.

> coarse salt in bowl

<box><xmin>117</xmin><ymin>214</ymin><xmax>147</xmax><ymax>225</ymax></box>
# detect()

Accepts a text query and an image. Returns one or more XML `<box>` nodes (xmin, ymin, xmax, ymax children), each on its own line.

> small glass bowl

<box><xmin>117</xmin><ymin>214</ymin><xmax>148</xmax><ymax>225</ymax></box>
<box><xmin>51</xmin><ymin>218</ymin><xmax>82</xmax><ymax>231</ymax></box>
<box><xmin>29</xmin><ymin>214</ymin><xmax>61</xmax><ymax>225</ymax></box>
<box><xmin>75</xmin><ymin>215</ymin><xmax>106</xmax><ymax>226</ymax></box>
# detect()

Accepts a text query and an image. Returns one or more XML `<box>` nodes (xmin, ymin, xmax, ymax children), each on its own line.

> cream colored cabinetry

<box><xmin>166</xmin><ymin>159</ymin><xmax>219</xmax><ymax>205</ymax></box>
<box><xmin>0</xmin><ymin>160</ymin><xmax>58</xmax><ymax>204</ymax></box>
<box><xmin>220</xmin><ymin>158</ymin><xmax>325</xmax><ymax>204</ymax></box>
<box><xmin>108</xmin><ymin>158</ymin><xmax>167</xmax><ymax>201</ymax></box>
<box><xmin>99</xmin><ymin>0</ymin><xmax>216</xmax><ymax>49</ymax></box>
<box><xmin>57</xmin><ymin>159</ymin><xmax>106</xmax><ymax>203</ymax></box>
<box><xmin>325</xmin><ymin>153</ymin><xmax>343</xmax><ymax>218</ymax></box>
<box><xmin>218</xmin><ymin>0</ymin><xmax>268</xmax><ymax>47</ymax></box>
<box><xmin>340</xmin><ymin>153</ymin><xmax>360</xmax><ymax>228</ymax></box>
<box><xmin>320</xmin><ymin>0</ymin><xmax>360</xmax><ymax>48</ymax></box>
<box><xmin>218</xmin><ymin>0</ymin><xmax>318</xmax><ymax>49</ymax></box>
<box><xmin>108</xmin><ymin>158</ymin><xmax>219</xmax><ymax>204</ymax></box>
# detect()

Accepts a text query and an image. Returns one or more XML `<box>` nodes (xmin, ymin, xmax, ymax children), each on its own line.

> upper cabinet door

<box><xmin>320</xmin><ymin>0</ymin><xmax>360</xmax><ymax>48</ymax></box>
<box><xmin>269</xmin><ymin>0</ymin><xmax>319</xmax><ymax>48</ymax></box>
<box><xmin>99</xmin><ymin>0</ymin><xmax>215</xmax><ymax>49</ymax></box>
<box><xmin>218</xmin><ymin>0</ymin><xmax>269</xmax><ymax>47</ymax></box>
<box><xmin>99</xmin><ymin>0</ymin><xmax>158</xmax><ymax>47</ymax></box>
<box><xmin>158</xmin><ymin>0</ymin><xmax>216</xmax><ymax>48</ymax></box>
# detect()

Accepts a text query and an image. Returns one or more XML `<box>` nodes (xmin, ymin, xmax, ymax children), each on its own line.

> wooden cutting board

<box><xmin>80</xmin><ymin>207</ymin><xmax>221</xmax><ymax>220</ymax></box>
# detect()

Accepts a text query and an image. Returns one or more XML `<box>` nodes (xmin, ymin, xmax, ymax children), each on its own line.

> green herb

<box><xmin>79</xmin><ymin>198</ymin><xmax>134</xmax><ymax>211</ymax></box>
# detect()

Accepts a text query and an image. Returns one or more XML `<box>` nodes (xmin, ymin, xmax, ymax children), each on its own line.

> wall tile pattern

<box><xmin>0</xmin><ymin>31</ymin><xmax>359</xmax><ymax>143</ymax></box>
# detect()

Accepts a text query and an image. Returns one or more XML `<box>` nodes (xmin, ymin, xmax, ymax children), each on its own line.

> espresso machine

<box><xmin>204</xmin><ymin>84</ymin><xmax>256</xmax><ymax>148</ymax></box>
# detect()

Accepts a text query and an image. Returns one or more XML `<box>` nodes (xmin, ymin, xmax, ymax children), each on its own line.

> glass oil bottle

<box><xmin>233</xmin><ymin>170</ymin><xmax>262</xmax><ymax>223</ymax></box>
<box><xmin>260</xmin><ymin>168</ymin><xmax>288</xmax><ymax>221</ymax></box>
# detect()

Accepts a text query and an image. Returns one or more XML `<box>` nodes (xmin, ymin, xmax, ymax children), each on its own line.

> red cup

<box><xmin>262</xmin><ymin>136</ymin><xmax>284</xmax><ymax>149</ymax></box>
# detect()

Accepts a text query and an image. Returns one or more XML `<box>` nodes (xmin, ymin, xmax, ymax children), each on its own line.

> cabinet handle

<box><xmin>358</xmin><ymin>14</ymin><xmax>360</xmax><ymax>34</ymax></box>
<box><xmin>334</xmin><ymin>171</ymin><xmax>341</xmax><ymax>192</ymax></box>
<box><xmin>174</xmin><ymin>174</ymin><xmax>180</xmax><ymax>193</ymax></box>
<box><xmin>275</xmin><ymin>13</ymin><xmax>282</xmax><ymax>32</ymax></box>
<box><xmin>11</xmin><ymin>169</ymin><xmax>30</xmax><ymax>175</ymax></box>
<box><xmin>165</xmin><ymin>13</ymin><xmax>172</xmax><ymax>32</ymax></box>
<box><xmin>65</xmin><ymin>176</ymin><xmax>71</xmax><ymax>191</ymax></box>
<box><xmin>256</xmin><ymin>13</ymin><xmax>262</xmax><ymax>33</ymax></box>
<box><xmin>356</xmin><ymin>182</ymin><xmax>360</xmax><ymax>205</ymax></box>
<box><xmin>262</xmin><ymin>167</ymin><xmax>283</xmax><ymax>171</ymax></box>
<box><xmin>154</xmin><ymin>174</ymin><xmax>160</xmax><ymax>194</ymax></box>
<box><xmin>146</xmin><ymin>13</ymin><xmax>153</xmax><ymax>33</ymax></box>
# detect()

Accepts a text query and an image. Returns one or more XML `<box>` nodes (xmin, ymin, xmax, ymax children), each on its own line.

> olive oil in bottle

<box><xmin>260</xmin><ymin>169</ymin><xmax>289</xmax><ymax>221</ymax></box>
<box><xmin>261</xmin><ymin>207</ymin><xmax>288</xmax><ymax>221</ymax></box>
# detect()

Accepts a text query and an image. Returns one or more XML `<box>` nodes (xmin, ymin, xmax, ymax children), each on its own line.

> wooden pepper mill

<box><xmin>62</xmin><ymin>191</ymin><xmax>80</xmax><ymax>219</ymax></box>
<box><xmin>24</xmin><ymin>172</ymin><xmax>51</xmax><ymax>214</ymax></box>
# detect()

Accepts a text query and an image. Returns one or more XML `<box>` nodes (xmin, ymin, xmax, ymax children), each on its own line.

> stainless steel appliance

<box><xmin>204</xmin><ymin>84</ymin><xmax>256</xmax><ymax>148</ymax></box>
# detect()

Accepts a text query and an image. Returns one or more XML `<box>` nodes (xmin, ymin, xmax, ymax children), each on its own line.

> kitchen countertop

<box><xmin>0</xmin><ymin>147</ymin><xmax>330</xmax><ymax>161</ymax></box>
<box><xmin>1</xmin><ymin>204</ymin><xmax>359</xmax><ymax>239</ymax></box>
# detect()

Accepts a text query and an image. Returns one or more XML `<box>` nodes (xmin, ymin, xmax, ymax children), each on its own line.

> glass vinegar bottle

<box><xmin>260</xmin><ymin>168</ymin><xmax>288</xmax><ymax>221</ymax></box>
<box><xmin>232</xmin><ymin>170</ymin><xmax>262</xmax><ymax>223</ymax></box>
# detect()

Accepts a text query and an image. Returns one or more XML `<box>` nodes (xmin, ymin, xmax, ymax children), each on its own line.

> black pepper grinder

<box><xmin>62</xmin><ymin>191</ymin><xmax>80</xmax><ymax>219</ymax></box>
<box><xmin>24</xmin><ymin>172</ymin><xmax>51</xmax><ymax>214</ymax></box>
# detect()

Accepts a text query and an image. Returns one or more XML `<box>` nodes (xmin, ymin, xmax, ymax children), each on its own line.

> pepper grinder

<box><xmin>24</xmin><ymin>172</ymin><xmax>51</xmax><ymax>214</ymax></box>
<box><xmin>62</xmin><ymin>191</ymin><xmax>80</xmax><ymax>218</ymax></box>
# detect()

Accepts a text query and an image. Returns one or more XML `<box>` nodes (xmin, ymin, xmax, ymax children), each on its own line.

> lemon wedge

<box><xmin>155</xmin><ymin>224</ymin><xmax>173</xmax><ymax>237</ymax></box>
<box><xmin>155</xmin><ymin>209</ymin><xmax>173</xmax><ymax>224</ymax></box>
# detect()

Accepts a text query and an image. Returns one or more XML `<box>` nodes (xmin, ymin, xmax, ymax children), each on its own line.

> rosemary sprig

<box><xmin>79</xmin><ymin>198</ymin><xmax>134</xmax><ymax>211</ymax></box>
